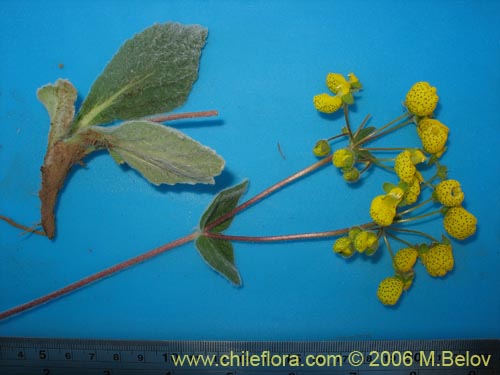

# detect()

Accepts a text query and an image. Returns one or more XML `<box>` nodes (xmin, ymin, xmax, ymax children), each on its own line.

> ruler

<box><xmin>1</xmin><ymin>337</ymin><xmax>499</xmax><ymax>374</ymax></box>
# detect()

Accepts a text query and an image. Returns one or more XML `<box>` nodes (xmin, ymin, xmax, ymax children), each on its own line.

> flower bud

<box><xmin>332</xmin><ymin>148</ymin><xmax>355</xmax><ymax>169</ymax></box>
<box><xmin>312</xmin><ymin>139</ymin><xmax>331</xmax><ymax>157</ymax></box>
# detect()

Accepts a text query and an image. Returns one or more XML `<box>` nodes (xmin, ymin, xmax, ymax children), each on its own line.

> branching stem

<box><xmin>204</xmin><ymin>156</ymin><xmax>332</xmax><ymax>231</ymax></box>
<box><xmin>148</xmin><ymin>110</ymin><xmax>219</xmax><ymax>123</ymax></box>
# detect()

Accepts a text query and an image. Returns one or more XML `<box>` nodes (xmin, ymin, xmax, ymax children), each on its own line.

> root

<box><xmin>0</xmin><ymin>214</ymin><xmax>46</xmax><ymax>236</ymax></box>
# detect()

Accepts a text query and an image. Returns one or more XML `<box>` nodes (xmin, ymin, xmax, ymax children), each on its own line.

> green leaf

<box><xmin>350</xmin><ymin>81</ymin><xmax>363</xmax><ymax>90</ymax></box>
<box><xmin>341</xmin><ymin>92</ymin><xmax>354</xmax><ymax>105</ymax></box>
<box><xmin>91</xmin><ymin>120</ymin><xmax>224</xmax><ymax>185</ymax></box>
<box><xmin>74</xmin><ymin>23</ymin><xmax>208</xmax><ymax>129</ymax></box>
<box><xmin>37</xmin><ymin>79</ymin><xmax>77</xmax><ymax>148</ymax></box>
<box><xmin>383</xmin><ymin>182</ymin><xmax>397</xmax><ymax>194</ymax></box>
<box><xmin>353</xmin><ymin>126</ymin><xmax>376</xmax><ymax>143</ymax></box>
<box><xmin>355</xmin><ymin>149</ymin><xmax>374</xmax><ymax>162</ymax></box>
<box><xmin>199</xmin><ymin>180</ymin><xmax>249</xmax><ymax>232</ymax></box>
<box><xmin>397</xmin><ymin>181</ymin><xmax>409</xmax><ymax>191</ymax></box>
<box><xmin>195</xmin><ymin>235</ymin><xmax>242</xmax><ymax>285</ymax></box>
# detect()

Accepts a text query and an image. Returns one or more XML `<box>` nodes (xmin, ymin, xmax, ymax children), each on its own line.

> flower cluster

<box><xmin>333</xmin><ymin>227</ymin><xmax>379</xmax><ymax>257</ymax></box>
<box><xmin>312</xmin><ymin>73</ymin><xmax>478</xmax><ymax>307</ymax></box>
<box><xmin>331</xmin><ymin>148</ymin><xmax>361</xmax><ymax>182</ymax></box>
<box><xmin>313</xmin><ymin>72</ymin><xmax>362</xmax><ymax>114</ymax></box>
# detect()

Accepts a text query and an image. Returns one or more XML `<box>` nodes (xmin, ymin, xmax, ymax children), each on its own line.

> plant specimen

<box><xmin>1</xmin><ymin>23</ymin><xmax>224</xmax><ymax>239</ymax></box>
<box><xmin>0</xmin><ymin>25</ymin><xmax>477</xmax><ymax>321</ymax></box>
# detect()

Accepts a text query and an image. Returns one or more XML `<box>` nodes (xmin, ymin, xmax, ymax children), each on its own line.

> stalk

<box><xmin>0</xmin><ymin>233</ymin><xmax>198</xmax><ymax>321</ymax></box>
<box><xmin>0</xmin><ymin>155</ymin><xmax>334</xmax><ymax>321</ymax></box>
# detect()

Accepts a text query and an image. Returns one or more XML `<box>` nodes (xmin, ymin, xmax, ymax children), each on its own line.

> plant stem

<box><xmin>361</xmin><ymin>147</ymin><xmax>408</xmax><ymax>151</ymax></box>
<box><xmin>148</xmin><ymin>110</ymin><xmax>218</xmax><ymax>123</ymax></box>
<box><xmin>0</xmin><ymin>215</ymin><xmax>45</xmax><ymax>236</ymax></box>
<box><xmin>354</xmin><ymin>112</ymin><xmax>411</xmax><ymax>146</ymax></box>
<box><xmin>204</xmin><ymin>156</ymin><xmax>332</xmax><ymax>231</ymax></box>
<box><xmin>382</xmin><ymin>231</ymin><xmax>396</xmax><ymax>263</ymax></box>
<box><xmin>0</xmin><ymin>232</ymin><xmax>198</xmax><ymax>321</ymax></box>
<box><xmin>397</xmin><ymin>197</ymin><xmax>434</xmax><ymax>216</ymax></box>
<box><xmin>352</xmin><ymin>114</ymin><xmax>371</xmax><ymax>139</ymax></box>
<box><xmin>362</xmin><ymin>119</ymin><xmax>413</xmax><ymax>145</ymax></box>
<box><xmin>327</xmin><ymin>133</ymin><xmax>348</xmax><ymax>142</ymax></box>
<box><xmin>359</xmin><ymin>161</ymin><xmax>372</xmax><ymax>176</ymax></box>
<box><xmin>393</xmin><ymin>209</ymin><xmax>442</xmax><ymax>224</ymax></box>
<box><xmin>343</xmin><ymin>104</ymin><xmax>354</xmax><ymax>141</ymax></box>
<box><xmin>368</xmin><ymin>158</ymin><xmax>394</xmax><ymax>172</ymax></box>
<box><xmin>385</xmin><ymin>231</ymin><xmax>415</xmax><ymax>248</ymax></box>
<box><xmin>0</xmin><ymin>155</ymin><xmax>334</xmax><ymax>321</ymax></box>
<box><xmin>204</xmin><ymin>223</ymin><xmax>375</xmax><ymax>243</ymax></box>
<box><xmin>387</xmin><ymin>227</ymin><xmax>439</xmax><ymax>243</ymax></box>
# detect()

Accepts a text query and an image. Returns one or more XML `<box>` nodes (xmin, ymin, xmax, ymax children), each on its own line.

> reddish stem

<box><xmin>0</xmin><ymin>233</ymin><xmax>197</xmax><ymax>321</ymax></box>
<box><xmin>0</xmin><ymin>155</ymin><xmax>332</xmax><ymax>321</ymax></box>
<box><xmin>205</xmin><ymin>155</ymin><xmax>332</xmax><ymax>231</ymax></box>
<box><xmin>204</xmin><ymin>222</ymin><xmax>375</xmax><ymax>243</ymax></box>
<box><xmin>148</xmin><ymin>110</ymin><xmax>218</xmax><ymax>123</ymax></box>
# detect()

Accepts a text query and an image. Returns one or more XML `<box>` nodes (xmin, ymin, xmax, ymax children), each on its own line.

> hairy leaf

<box><xmin>91</xmin><ymin>120</ymin><xmax>224</xmax><ymax>185</ymax></box>
<box><xmin>195</xmin><ymin>235</ymin><xmax>241</xmax><ymax>285</ymax></box>
<box><xmin>199</xmin><ymin>180</ymin><xmax>249</xmax><ymax>232</ymax></box>
<box><xmin>37</xmin><ymin>79</ymin><xmax>77</xmax><ymax>148</ymax></box>
<box><xmin>74</xmin><ymin>23</ymin><xmax>208</xmax><ymax>129</ymax></box>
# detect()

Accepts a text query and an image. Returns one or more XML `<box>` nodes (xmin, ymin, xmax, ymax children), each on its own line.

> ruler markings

<box><xmin>1</xmin><ymin>337</ymin><xmax>498</xmax><ymax>374</ymax></box>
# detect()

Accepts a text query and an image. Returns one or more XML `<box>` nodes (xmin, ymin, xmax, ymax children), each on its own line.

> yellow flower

<box><xmin>332</xmin><ymin>148</ymin><xmax>355</xmax><ymax>169</ymax></box>
<box><xmin>369</xmin><ymin>188</ymin><xmax>403</xmax><ymax>226</ymax></box>
<box><xmin>443</xmin><ymin>207</ymin><xmax>477</xmax><ymax>240</ymax></box>
<box><xmin>333</xmin><ymin>236</ymin><xmax>354</xmax><ymax>257</ymax></box>
<box><xmin>405</xmin><ymin>81</ymin><xmax>439</xmax><ymax>116</ymax></box>
<box><xmin>348</xmin><ymin>72</ymin><xmax>360</xmax><ymax>86</ymax></box>
<box><xmin>353</xmin><ymin>230</ymin><xmax>379</xmax><ymax>253</ymax></box>
<box><xmin>393</xmin><ymin>247</ymin><xmax>418</xmax><ymax>273</ymax></box>
<box><xmin>394</xmin><ymin>151</ymin><xmax>416</xmax><ymax>183</ymax></box>
<box><xmin>313</xmin><ymin>93</ymin><xmax>343</xmax><ymax>113</ymax></box>
<box><xmin>377</xmin><ymin>276</ymin><xmax>404</xmax><ymax>306</ymax></box>
<box><xmin>420</xmin><ymin>244</ymin><xmax>454</xmax><ymax>277</ymax></box>
<box><xmin>326</xmin><ymin>73</ymin><xmax>349</xmax><ymax>94</ymax></box>
<box><xmin>417</xmin><ymin>118</ymin><xmax>449</xmax><ymax>155</ymax></box>
<box><xmin>435</xmin><ymin>179</ymin><xmax>464</xmax><ymax>207</ymax></box>
<box><xmin>404</xmin><ymin>176</ymin><xmax>421</xmax><ymax>205</ymax></box>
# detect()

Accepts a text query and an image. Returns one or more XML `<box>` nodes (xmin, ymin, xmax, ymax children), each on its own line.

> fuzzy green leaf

<box><xmin>195</xmin><ymin>235</ymin><xmax>242</xmax><ymax>285</ymax></box>
<box><xmin>199</xmin><ymin>180</ymin><xmax>249</xmax><ymax>232</ymax></box>
<box><xmin>74</xmin><ymin>23</ymin><xmax>207</xmax><ymax>129</ymax></box>
<box><xmin>37</xmin><ymin>79</ymin><xmax>77</xmax><ymax>148</ymax></box>
<box><xmin>91</xmin><ymin>120</ymin><xmax>224</xmax><ymax>185</ymax></box>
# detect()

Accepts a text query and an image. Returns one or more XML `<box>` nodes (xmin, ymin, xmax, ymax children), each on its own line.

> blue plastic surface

<box><xmin>1</xmin><ymin>0</ymin><xmax>499</xmax><ymax>340</ymax></box>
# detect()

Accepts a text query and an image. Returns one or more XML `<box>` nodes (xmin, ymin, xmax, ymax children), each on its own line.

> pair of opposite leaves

<box><xmin>37</xmin><ymin>23</ymin><xmax>244</xmax><ymax>285</ymax></box>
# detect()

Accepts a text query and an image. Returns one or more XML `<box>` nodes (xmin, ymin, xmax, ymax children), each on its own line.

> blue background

<box><xmin>1</xmin><ymin>0</ymin><xmax>499</xmax><ymax>340</ymax></box>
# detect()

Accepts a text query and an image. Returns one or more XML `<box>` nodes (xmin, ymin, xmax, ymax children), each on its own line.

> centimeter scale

<box><xmin>0</xmin><ymin>337</ymin><xmax>499</xmax><ymax>374</ymax></box>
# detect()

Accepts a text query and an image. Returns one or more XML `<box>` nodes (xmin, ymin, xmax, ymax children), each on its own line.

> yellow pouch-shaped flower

<box><xmin>405</xmin><ymin>81</ymin><xmax>439</xmax><ymax>116</ymax></box>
